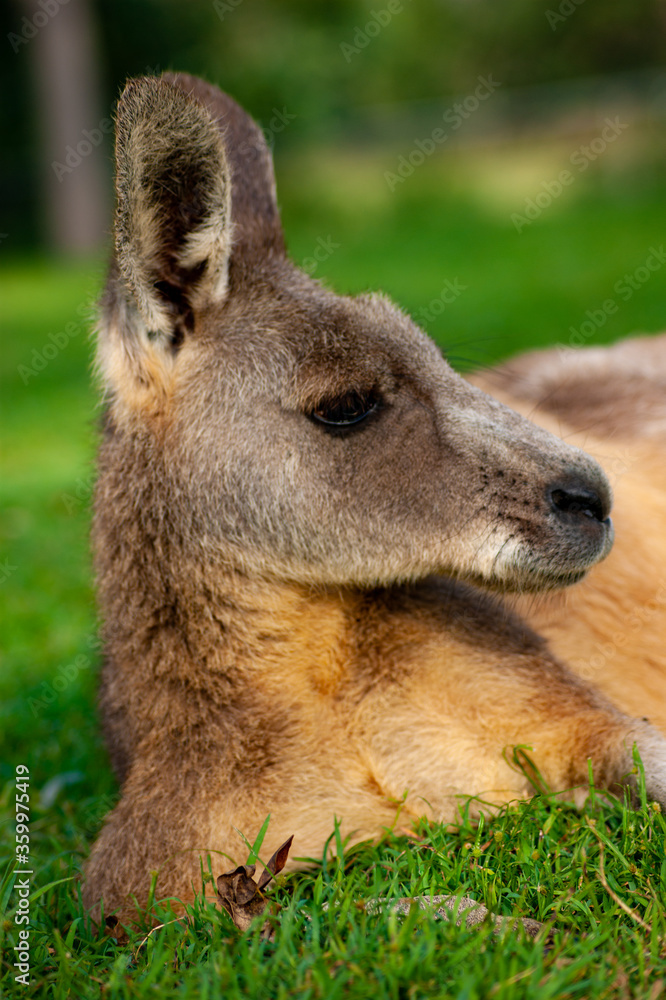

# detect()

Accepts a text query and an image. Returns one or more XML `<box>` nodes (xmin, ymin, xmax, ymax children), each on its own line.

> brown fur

<box><xmin>471</xmin><ymin>339</ymin><xmax>666</xmax><ymax>731</ymax></box>
<box><xmin>84</xmin><ymin>74</ymin><xmax>666</xmax><ymax>924</ymax></box>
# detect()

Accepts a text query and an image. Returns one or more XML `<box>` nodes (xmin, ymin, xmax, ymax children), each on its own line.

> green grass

<box><xmin>2</xmin><ymin>139</ymin><xmax>666</xmax><ymax>998</ymax></box>
<box><xmin>1</xmin><ymin>793</ymin><xmax>665</xmax><ymax>999</ymax></box>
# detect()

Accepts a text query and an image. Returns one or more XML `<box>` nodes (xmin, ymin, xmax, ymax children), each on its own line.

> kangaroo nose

<box><xmin>547</xmin><ymin>480</ymin><xmax>611</xmax><ymax>524</ymax></box>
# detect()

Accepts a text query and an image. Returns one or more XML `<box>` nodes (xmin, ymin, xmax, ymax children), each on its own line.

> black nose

<box><xmin>548</xmin><ymin>481</ymin><xmax>610</xmax><ymax>523</ymax></box>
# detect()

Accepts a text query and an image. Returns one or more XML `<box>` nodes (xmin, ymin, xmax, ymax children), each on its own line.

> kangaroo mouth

<box><xmin>474</xmin><ymin>516</ymin><xmax>614</xmax><ymax>593</ymax></box>
<box><xmin>445</xmin><ymin>504</ymin><xmax>614</xmax><ymax>594</ymax></box>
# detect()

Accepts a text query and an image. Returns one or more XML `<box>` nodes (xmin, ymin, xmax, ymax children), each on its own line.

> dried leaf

<box><xmin>257</xmin><ymin>835</ymin><xmax>294</xmax><ymax>890</ymax></box>
<box><xmin>217</xmin><ymin>835</ymin><xmax>294</xmax><ymax>938</ymax></box>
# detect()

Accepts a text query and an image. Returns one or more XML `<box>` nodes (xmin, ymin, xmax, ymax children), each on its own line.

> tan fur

<box><xmin>83</xmin><ymin>74</ymin><xmax>666</xmax><ymax>925</ymax></box>
<box><xmin>471</xmin><ymin>341</ymin><xmax>666</xmax><ymax>732</ymax></box>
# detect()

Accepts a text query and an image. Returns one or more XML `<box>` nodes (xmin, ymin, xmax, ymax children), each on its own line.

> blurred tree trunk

<box><xmin>23</xmin><ymin>0</ymin><xmax>108</xmax><ymax>255</ymax></box>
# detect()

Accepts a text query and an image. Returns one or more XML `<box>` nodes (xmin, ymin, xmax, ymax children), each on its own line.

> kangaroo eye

<box><xmin>311</xmin><ymin>390</ymin><xmax>378</xmax><ymax>427</ymax></box>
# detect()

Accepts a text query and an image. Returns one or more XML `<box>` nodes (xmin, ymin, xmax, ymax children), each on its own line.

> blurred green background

<box><xmin>1</xmin><ymin>0</ymin><xmax>666</xmax><ymax>814</ymax></box>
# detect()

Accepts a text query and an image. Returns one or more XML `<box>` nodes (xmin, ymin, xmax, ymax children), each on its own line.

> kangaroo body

<box><xmin>84</xmin><ymin>74</ymin><xmax>666</xmax><ymax>922</ymax></box>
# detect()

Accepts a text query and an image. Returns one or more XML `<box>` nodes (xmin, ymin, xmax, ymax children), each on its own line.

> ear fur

<box><xmin>99</xmin><ymin>74</ymin><xmax>288</xmax><ymax>416</ymax></box>
<box><xmin>162</xmin><ymin>72</ymin><xmax>284</xmax><ymax>257</ymax></box>
<box><xmin>114</xmin><ymin>76</ymin><xmax>233</xmax><ymax>340</ymax></box>
<box><xmin>97</xmin><ymin>76</ymin><xmax>233</xmax><ymax>413</ymax></box>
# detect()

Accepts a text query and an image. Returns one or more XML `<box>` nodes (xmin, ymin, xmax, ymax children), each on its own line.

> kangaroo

<box><xmin>84</xmin><ymin>73</ymin><xmax>666</xmax><ymax>924</ymax></box>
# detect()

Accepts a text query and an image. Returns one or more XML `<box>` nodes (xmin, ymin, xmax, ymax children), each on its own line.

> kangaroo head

<box><xmin>97</xmin><ymin>73</ymin><xmax>613</xmax><ymax>592</ymax></box>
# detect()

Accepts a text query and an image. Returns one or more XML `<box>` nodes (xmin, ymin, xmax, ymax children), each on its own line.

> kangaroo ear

<box><xmin>114</xmin><ymin>76</ymin><xmax>232</xmax><ymax>341</ymax></box>
<box><xmin>98</xmin><ymin>76</ymin><xmax>232</xmax><ymax>413</ymax></box>
<box><xmin>162</xmin><ymin>72</ymin><xmax>284</xmax><ymax>258</ymax></box>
